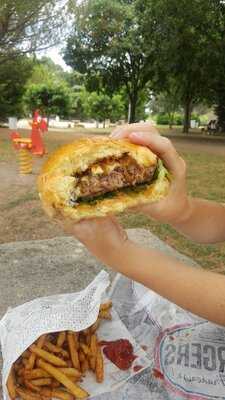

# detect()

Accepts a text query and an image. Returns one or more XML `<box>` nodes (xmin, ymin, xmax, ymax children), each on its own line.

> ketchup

<box><xmin>100</xmin><ymin>339</ymin><xmax>137</xmax><ymax>370</ymax></box>
<box><xmin>133</xmin><ymin>365</ymin><xmax>143</xmax><ymax>372</ymax></box>
<box><xmin>153</xmin><ymin>368</ymin><xmax>164</xmax><ymax>380</ymax></box>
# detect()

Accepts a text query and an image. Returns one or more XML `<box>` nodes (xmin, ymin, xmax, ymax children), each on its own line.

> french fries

<box><xmin>99</xmin><ymin>310</ymin><xmax>112</xmax><ymax>320</ymax></box>
<box><xmin>16</xmin><ymin>387</ymin><xmax>42</xmax><ymax>400</ymax></box>
<box><xmin>44</xmin><ymin>341</ymin><xmax>69</xmax><ymax>359</ymax></box>
<box><xmin>29</xmin><ymin>346</ymin><xmax>67</xmax><ymax>367</ymax></box>
<box><xmin>6</xmin><ymin>301</ymin><xmax>112</xmax><ymax>400</ymax></box>
<box><xmin>89</xmin><ymin>334</ymin><xmax>97</xmax><ymax>372</ymax></box>
<box><xmin>57</xmin><ymin>332</ymin><xmax>66</xmax><ymax>347</ymax></box>
<box><xmin>37</xmin><ymin>359</ymin><xmax>88</xmax><ymax>399</ymax></box>
<box><xmin>96</xmin><ymin>348</ymin><xmax>104</xmax><ymax>383</ymax></box>
<box><xmin>26</xmin><ymin>335</ymin><xmax>46</xmax><ymax>371</ymax></box>
<box><xmin>6</xmin><ymin>369</ymin><xmax>16</xmax><ymax>400</ymax></box>
<box><xmin>100</xmin><ymin>301</ymin><xmax>112</xmax><ymax>312</ymax></box>
<box><xmin>57</xmin><ymin>368</ymin><xmax>82</xmax><ymax>378</ymax></box>
<box><xmin>67</xmin><ymin>332</ymin><xmax>80</xmax><ymax>370</ymax></box>
<box><xmin>41</xmin><ymin>388</ymin><xmax>74</xmax><ymax>400</ymax></box>
<box><xmin>24</xmin><ymin>369</ymin><xmax>51</xmax><ymax>380</ymax></box>
<box><xmin>30</xmin><ymin>378</ymin><xmax>52</xmax><ymax>387</ymax></box>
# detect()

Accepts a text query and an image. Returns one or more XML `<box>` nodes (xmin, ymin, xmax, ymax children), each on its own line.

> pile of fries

<box><xmin>6</xmin><ymin>301</ymin><xmax>112</xmax><ymax>400</ymax></box>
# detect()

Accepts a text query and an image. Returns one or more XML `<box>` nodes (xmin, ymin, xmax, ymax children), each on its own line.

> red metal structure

<box><xmin>30</xmin><ymin>110</ymin><xmax>48</xmax><ymax>156</ymax></box>
<box><xmin>10</xmin><ymin>110</ymin><xmax>48</xmax><ymax>157</ymax></box>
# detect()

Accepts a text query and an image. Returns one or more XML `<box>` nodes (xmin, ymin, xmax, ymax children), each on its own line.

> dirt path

<box><xmin>1</xmin><ymin>128</ymin><xmax>225</xmax><ymax>244</ymax></box>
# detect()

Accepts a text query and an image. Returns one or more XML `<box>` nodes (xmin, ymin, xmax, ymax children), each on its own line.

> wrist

<box><xmin>171</xmin><ymin>196</ymin><xmax>194</xmax><ymax>227</ymax></box>
<box><xmin>99</xmin><ymin>238</ymin><xmax>134</xmax><ymax>269</ymax></box>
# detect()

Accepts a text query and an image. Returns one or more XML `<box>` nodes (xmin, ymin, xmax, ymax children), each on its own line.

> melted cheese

<box><xmin>91</xmin><ymin>165</ymin><xmax>104</xmax><ymax>175</ymax></box>
<box><xmin>105</xmin><ymin>162</ymin><xmax>120</xmax><ymax>173</ymax></box>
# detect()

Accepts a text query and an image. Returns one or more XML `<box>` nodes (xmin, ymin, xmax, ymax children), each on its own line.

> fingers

<box><xmin>130</xmin><ymin>132</ymin><xmax>184</xmax><ymax>178</ymax></box>
<box><xmin>58</xmin><ymin>216</ymin><xmax>115</xmax><ymax>244</ymax></box>
<box><xmin>111</xmin><ymin>124</ymin><xmax>185</xmax><ymax>178</ymax></box>
<box><xmin>123</xmin><ymin>131</ymin><xmax>185</xmax><ymax>178</ymax></box>
<box><xmin>111</xmin><ymin>122</ymin><xmax>158</xmax><ymax>138</ymax></box>
<box><xmin>62</xmin><ymin>217</ymin><xmax>101</xmax><ymax>241</ymax></box>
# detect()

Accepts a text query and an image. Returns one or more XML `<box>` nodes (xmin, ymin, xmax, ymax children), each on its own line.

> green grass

<box><xmin>0</xmin><ymin>127</ymin><xmax>112</xmax><ymax>162</ymax></box>
<box><xmin>1</xmin><ymin>127</ymin><xmax>225</xmax><ymax>271</ymax></box>
<box><xmin>1</xmin><ymin>191</ymin><xmax>38</xmax><ymax>211</ymax></box>
<box><xmin>120</xmin><ymin>150</ymin><xmax>225</xmax><ymax>271</ymax></box>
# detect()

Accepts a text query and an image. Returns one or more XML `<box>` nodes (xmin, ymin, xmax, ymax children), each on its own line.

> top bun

<box><xmin>38</xmin><ymin>137</ymin><xmax>170</xmax><ymax>221</ymax></box>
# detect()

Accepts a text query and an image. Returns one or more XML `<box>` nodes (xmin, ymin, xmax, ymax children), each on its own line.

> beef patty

<box><xmin>72</xmin><ymin>154</ymin><xmax>157</xmax><ymax>203</ymax></box>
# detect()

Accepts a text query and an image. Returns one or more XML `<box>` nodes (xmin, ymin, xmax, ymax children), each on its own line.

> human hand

<box><xmin>111</xmin><ymin>123</ymin><xmax>192</xmax><ymax>225</ymax></box>
<box><xmin>58</xmin><ymin>215</ymin><xmax>130</xmax><ymax>265</ymax></box>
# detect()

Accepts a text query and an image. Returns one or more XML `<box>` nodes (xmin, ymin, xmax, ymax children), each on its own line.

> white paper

<box><xmin>0</xmin><ymin>271</ymin><xmax>110</xmax><ymax>400</ymax></box>
<box><xmin>0</xmin><ymin>271</ymin><xmax>151</xmax><ymax>400</ymax></box>
<box><xmin>108</xmin><ymin>273</ymin><xmax>225</xmax><ymax>400</ymax></box>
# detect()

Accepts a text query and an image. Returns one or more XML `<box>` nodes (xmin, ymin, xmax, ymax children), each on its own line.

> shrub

<box><xmin>174</xmin><ymin>114</ymin><xmax>183</xmax><ymax>125</ymax></box>
<box><xmin>156</xmin><ymin>113</ymin><xmax>170</xmax><ymax>125</ymax></box>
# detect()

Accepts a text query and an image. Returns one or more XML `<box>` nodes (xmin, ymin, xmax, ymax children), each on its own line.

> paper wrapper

<box><xmin>0</xmin><ymin>271</ymin><xmax>150</xmax><ymax>400</ymax></box>
<box><xmin>108</xmin><ymin>274</ymin><xmax>225</xmax><ymax>400</ymax></box>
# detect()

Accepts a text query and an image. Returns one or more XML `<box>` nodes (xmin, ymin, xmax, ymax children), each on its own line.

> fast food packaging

<box><xmin>0</xmin><ymin>271</ymin><xmax>150</xmax><ymax>399</ymax></box>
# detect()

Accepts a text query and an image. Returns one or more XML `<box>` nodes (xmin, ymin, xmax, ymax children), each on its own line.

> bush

<box><xmin>156</xmin><ymin>114</ymin><xmax>170</xmax><ymax>125</ymax></box>
<box><xmin>156</xmin><ymin>113</ymin><xmax>183</xmax><ymax>126</ymax></box>
<box><xmin>174</xmin><ymin>113</ymin><xmax>183</xmax><ymax>125</ymax></box>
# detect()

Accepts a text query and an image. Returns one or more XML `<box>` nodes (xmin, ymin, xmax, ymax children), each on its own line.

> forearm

<box><xmin>172</xmin><ymin>197</ymin><xmax>225</xmax><ymax>243</ymax></box>
<box><xmin>101</xmin><ymin>240</ymin><xmax>225</xmax><ymax>326</ymax></box>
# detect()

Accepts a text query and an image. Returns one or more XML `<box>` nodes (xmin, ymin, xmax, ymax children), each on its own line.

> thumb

<box><xmin>129</xmin><ymin>132</ymin><xmax>184</xmax><ymax>178</ymax></box>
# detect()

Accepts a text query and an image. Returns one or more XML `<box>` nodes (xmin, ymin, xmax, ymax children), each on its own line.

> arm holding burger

<box><xmin>111</xmin><ymin>124</ymin><xmax>225</xmax><ymax>244</ymax></box>
<box><xmin>62</xmin><ymin>215</ymin><xmax>225</xmax><ymax>327</ymax></box>
<box><xmin>60</xmin><ymin>124</ymin><xmax>225</xmax><ymax>326</ymax></box>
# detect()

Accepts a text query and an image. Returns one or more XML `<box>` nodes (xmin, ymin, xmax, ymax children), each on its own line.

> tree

<box><xmin>111</xmin><ymin>94</ymin><xmax>126</xmax><ymax>123</ymax></box>
<box><xmin>26</xmin><ymin>57</ymin><xmax>66</xmax><ymax>86</ymax></box>
<box><xmin>151</xmin><ymin>79</ymin><xmax>182</xmax><ymax>128</ymax></box>
<box><xmin>24</xmin><ymin>83</ymin><xmax>72</xmax><ymax>120</ymax></box>
<box><xmin>0</xmin><ymin>55</ymin><xmax>33</xmax><ymax>121</ymax></box>
<box><xmin>212</xmin><ymin>2</ymin><xmax>225</xmax><ymax>132</ymax></box>
<box><xmin>64</xmin><ymin>0</ymin><xmax>154</xmax><ymax>123</ymax></box>
<box><xmin>85</xmin><ymin>92</ymin><xmax>125</xmax><ymax>127</ymax></box>
<box><xmin>139</xmin><ymin>0</ymin><xmax>223</xmax><ymax>133</ymax></box>
<box><xmin>0</xmin><ymin>0</ymin><xmax>66</xmax><ymax>63</ymax></box>
<box><xmin>214</xmin><ymin>87</ymin><xmax>225</xmax><ymax>132</ymax></box>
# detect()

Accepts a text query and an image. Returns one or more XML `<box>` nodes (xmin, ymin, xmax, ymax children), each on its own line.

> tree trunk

<box><xmin>168</xmin><ymin>112</ymin><xmax>174</xmax><ymax>129</ymax></box>
<box><xmin>103</xmin><ymin>119</ymin><xmax>106</xmax><ymax>128</ymax></box>
<box><xmin>183</xmin><ymin>99</ymin><xmax>192</xmax><ymax>133</ymax></box>
<box><xmin>128</xmin><ymin>93</ymin><xmax>138</xmax><ymax>124</ymax></box>
<box><xmin>214</xmin><ymin>85</ymin><xmax>225</xmax><ymax>133</ymax></box>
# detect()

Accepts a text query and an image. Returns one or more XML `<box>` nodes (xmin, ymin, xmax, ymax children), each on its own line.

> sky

<box><xmin>38</xmin><ymin>46</ymin><xmax>72</xmax><ymax>72</ymax></box>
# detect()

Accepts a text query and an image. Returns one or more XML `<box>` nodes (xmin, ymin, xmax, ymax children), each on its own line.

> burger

<box><xmin>38</xmin><ymin>137</ymin><xmax>170</xmax><ymax>221</ymax></box>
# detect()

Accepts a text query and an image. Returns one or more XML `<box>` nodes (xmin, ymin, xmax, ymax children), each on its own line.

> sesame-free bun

<box><xmin>38</xmin><ymin>137</ymin><xmax>170</xmax><ymax>221</ymax></box>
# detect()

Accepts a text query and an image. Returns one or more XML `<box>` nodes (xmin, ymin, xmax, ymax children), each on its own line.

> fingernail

<box><xmin>130</xmin><ymin>132</ymin><xmax>142</xmax><ymax>138</ymax></box>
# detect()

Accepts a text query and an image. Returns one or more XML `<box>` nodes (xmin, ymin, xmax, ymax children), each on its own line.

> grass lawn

<box><xmin>120</xmin><ymin>150</ymin><xmax>225</xmax><ymax>272</ymax></box>
<box><xmin>0</xmin><ymin>127</ymin><xmax>225</xmax><ymax>272</ymax></box>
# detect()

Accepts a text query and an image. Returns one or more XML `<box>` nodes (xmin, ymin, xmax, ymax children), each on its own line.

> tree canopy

<box><xmin>24</xmin><ymin>82</ymin><xmax>72</xmax><ymax>119</ymax></box>
<box><xmin>0</xmin><ymin>55</ymin><xmax>33</xmax><ymax>120</ymax></box>
<box><xmin>64</xmin><ymin>0</ymin><xmax>225</xmax><ymax>131</ymax></box>
<box><xmin>1</xmin><ymin>0</ymin><xmax>225</xmax><ymax>131</ymax></box>
<box><xmin>64</xmin><ymin>0</ymin><xmax>154</xmax><ymax>123</ymax></box>
<box><xmin>0</xmin><ymin>0</ymin><xmax>67</xmax><ymax>63</ymax></box>
<box><xmin>137</xmin><ymin>0</ymin><xmax>225</xmax><ymax>132</ymax></box>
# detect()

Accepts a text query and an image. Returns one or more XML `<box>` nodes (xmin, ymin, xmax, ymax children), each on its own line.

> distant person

<box><xmin>207</xmin><ymin>119</ymin><xmax>217</xmax><ymax>134</ymax></box>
